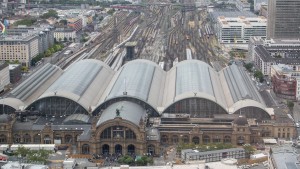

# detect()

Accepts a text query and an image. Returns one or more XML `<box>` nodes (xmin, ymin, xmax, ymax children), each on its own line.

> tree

<box><xmin>59</xmin><ymin>19</ymin><xmax>68</xmax><ymax>25</ymax></box>
<box><xmin>118</xmin><ymin>155</ymin><xmax>134</xmax><ymax>165</ymax></box>
<box><xmin>14</xmin><ymin>146</ymin><xmax>30</xmax><ymax>157</ymax></box>
<box><xmin>254</xmin><ymin>70</ymin><xmax>264</xmax><ymax>82</ymax></box>
<box><xmin>64</xmin><ymin>37</ymin><xmax>68</xmax><ymax>42</ymax></box>
<box><xmin>107</xmin><ymin>9</ymin><xmax>115</xmax><ymax>15</ymax></box>
<box><xmin>14</xmin><ymin>18</ymin><xmax>37</xmax><ymax>26</ymax></box>
<box><xmin>69</xmin><ymin>37</ymin><xmax>73</xmax><ymax>41</ymax></box>
<box><xmin>41</xmin><ymin>9</ymin><xmax>58</xmax><ymax>19</ymax></box>
<box><xmin>21</xmin><ymin>66</ymin><xmax>29</xmax><ymax>72</ymax></box>
<box><xmin>243</xmin><ymin>144</ymin><xmax>255</xmax><ymax>158</ymax></box>
<box><xmin>287</xmin><ymin>100</ymin><xmax>294</xmax><ymax>111</ymax></box>
<box><xmin>244</xmin><ymin>63</ymin><xmax>253</xmax><ymax>72</ymax></box>
<box><xmin>45</xmin><ymin>49</ymin><xmax>52</xmax><ymax>57</ymax></box>
<box><xmin>49</xmin><ymin>48</ymin><xmax>55</xmax><ymax>53</ymax></box>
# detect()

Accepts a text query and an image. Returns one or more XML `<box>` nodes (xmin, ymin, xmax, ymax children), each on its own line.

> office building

<box><xmin>0</xmin><ymin>26</ymin><xmax>54</xmax><ymax>67</ymax></box>
<box><xmin>215</xmin><ymin>16</ymin><xmax>266</xmax><ymax>44</ymax></box>
<box><xmin>0</xmin><ymin>35</ymin><xmax>40</xmax><ymax>67</ymax></box>
<box><xmin>267</xmin><ymin>0</ymin><xmax>300</xmax><ymax>39</ymax></box>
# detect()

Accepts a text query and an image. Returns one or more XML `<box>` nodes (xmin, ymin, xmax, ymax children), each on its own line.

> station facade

<box><xmin>0</xmin><ymin>59</ymin><xmax>295</xmax><ymax>156</ymax></box>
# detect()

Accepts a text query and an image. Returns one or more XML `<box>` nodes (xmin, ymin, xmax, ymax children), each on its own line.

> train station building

<box><xmin>0</xmin><ymin>59</ymin><xmax>295</xmax><ymax>156</ymax></box>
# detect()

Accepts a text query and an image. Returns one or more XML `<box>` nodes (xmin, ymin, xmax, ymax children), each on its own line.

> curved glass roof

<box><xmin>107</xmin><ymin>62</ymin><xmax>154</xmax><ymax>100</ymax></box>
<box><xmin>0</xmin><ymin>98</ymin><xmax>25</xmax><ymax>111</ymax></box>
<box><xmin>96</xmin><ymin>101</ymin><xmax>146</xmax><ymax>127</ymax></box>
<box><xmin>46</xmin><ymin>60</ymin><xmax>102</xmax><ymax>96</ymax></box>
<box><xmin>176</xmin><ymin>62</ymin><xmax>214</xmax><ymax>96</ymax></box>
<box><xmin>9</xmin><ymin>63</ymin><xmax>63</xmax><ymax>104</ymax></box>
<box><xmin>164</xmin><ymin>60</ymin><xmax>227</xmax><ymax>110</ymax></box>
<box><xmin>4</xmin><ymin>58</ymin><xmax>270</xmax><ymax>118</ymax></box>
<box><xmin>97</xmin><ymin>59</ymin><xmax>165</xmax><ymax>113</ymax></box>
<box><xmin>38</xmin><ymin>59</ymin><xmax>115</xmax><ymax>111</ymax></box>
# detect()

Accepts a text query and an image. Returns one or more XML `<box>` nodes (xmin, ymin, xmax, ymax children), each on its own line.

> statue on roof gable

<box><xmin>116</xmin><ymin>109</ymin><xmax>120</xmax><ymax>117</ymax></box>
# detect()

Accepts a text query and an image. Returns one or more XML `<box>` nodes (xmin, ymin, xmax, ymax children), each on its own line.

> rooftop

<box><xmin>271</xmin><ymin>144</ymin><xmax>300</xmax><ymax>169</ymax></box>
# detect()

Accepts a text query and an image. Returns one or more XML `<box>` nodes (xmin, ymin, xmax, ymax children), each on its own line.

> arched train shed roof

<box><xmin>4</xmin><ymin>58</ymin><xmax>272</xmax><ymax>119</ymax></box>
<box><xmin>95</xmin><ymin>59</ymin><xmax>166</xmax><ymax>114</ymax></box>
<box><xmin>33</xmin><ymin>59</ymin><xmax>114</xmax><ymax>112</ymax></box>
<box><xmin>0</xmin><ymin>98</ymin><xmax>25</xmax><ymax>111</ymax></box>
<box><xmin>9</xmin><ymin>63</ymin><xmax>63</xmax><ymax>105</ymax></box>
<box><xmin>163</xmin><ymin>60</ymin><xmax>227</xmax><ymax>110</ymax></box>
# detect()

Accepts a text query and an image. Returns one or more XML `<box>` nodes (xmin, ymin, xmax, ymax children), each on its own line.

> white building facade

<box><xmin>216</xmin><ymin>16</ymin><xmax>267</xmax><ymax>44</ymax></box>
<box><xmin>54</xmin><ymin>28</ymin><xmax>76</xmax><ymax>42</ymax></box>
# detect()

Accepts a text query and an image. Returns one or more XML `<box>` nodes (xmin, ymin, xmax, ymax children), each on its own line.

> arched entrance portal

<box><xmin>102</xmin><ymin>144</ymin><xmax>109</xmax><ymax>155</ymax></box>
<box><xmin>127</xmin><ymin>144</ymin><xmax>135</xmax><ymax>155</ymax></box>
<box><xmin>147</xmin><ymin>145</ymin><xmax>155</xmax><ymax>156</ymax></box>
<box><xmin>115</xmin><ymin>144</ymin><xmax>122</xmax><ymax>154</ymax></box>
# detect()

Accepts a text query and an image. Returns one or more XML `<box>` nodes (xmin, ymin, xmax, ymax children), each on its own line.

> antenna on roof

<box><xmin>123</xmin><ymin>78</ymin><xmax>127</xmax><ymax>95</ymax></box>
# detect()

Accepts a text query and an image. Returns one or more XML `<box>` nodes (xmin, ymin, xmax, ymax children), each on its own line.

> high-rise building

<box><xmin>267</xmin><ymin>0</ymin><xmax>300</xmax><ymax>39</ymax></box>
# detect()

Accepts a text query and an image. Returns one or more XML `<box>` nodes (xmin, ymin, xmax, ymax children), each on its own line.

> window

<box><xmin>192</xmin><ymin>136</ymin><xmax>200</xmax><ymax>144</ymax></box>
<box><xmin>161</xmin><ymin>135</ymin><xmax>168</xmax><ymax>144</ymax></box>
<box><xmin>0</xmin><ymin>134</ymin><xmax>6</xmax><ymax>143</ymax></box>
<box><xmin>203</xmin><ymin>135</ymin><xmax>210</xmax><ymax>144</ymax></box>
<box><xmin>14</xmin><ymin>134</ymin><xmax>21</xmax><ymax>143</ymax></box>
<box><xmin>172</xmin><ymin>135</ymin><xmax>179</xmax><ymax>144</ymax></box>
<box><xmin>224</xmin><ymin>136</ymin><xmax>231</xmax><ymax>143</ymax></box>
<box><xmin>125</xmin><ymin>129</ymin><xmax>136</xmax><ymax>139</ymax></box>
<box><xmin>23</xmin><ymin>134</ymin><xmax>31</xmax><ymax>143</ymax></box>
<box><xmin>100</xmin><ymin>127</ymin><xmax>111</xmax><ymax>139</ymax></box>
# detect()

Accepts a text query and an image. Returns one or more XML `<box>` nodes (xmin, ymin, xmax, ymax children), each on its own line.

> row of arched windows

<box><xmin>0</xmin><ymin>134</ymin><xmax>75</xmax><ymax>144</ymax></box>
<box><xmin>160</xmin><ymin>135</ymin><xmax>234</xmax><ymax>144</ymax></box>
